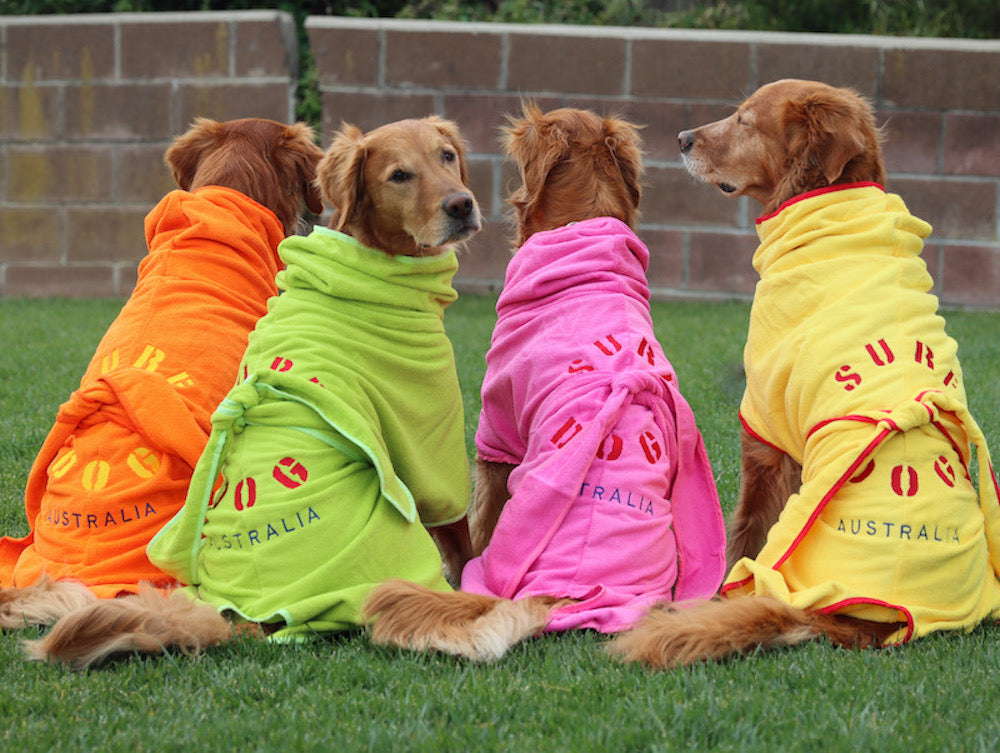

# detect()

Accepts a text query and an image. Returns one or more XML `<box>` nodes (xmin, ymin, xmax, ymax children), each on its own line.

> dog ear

<box><xmin>279</xmin><ymin>122</ymin><xmax>325</xmax><ymax>216</ymax></box>
<box><xmin>777</xmin><ymin>88</ymin><xmax>882</xmax><ymax>196</ymax></box>
<box><xmin>502</xmin><ymin>102</ymin><xmax>570</xmax><ymax>222</ymax></box>
<box><xmin>165</xmin><ymin>118</ymin><xmax>223</xmax><ymax>190</ymax></box>
<box><xmin>317</xmin><ymin>122</ymin><xmax>366</xmax><ymax>232</ymax></box>
<box><xmin>424</xmin><ymin>116</ymin><xmax>471</xmax><ymax>185</ymax></box>
<box><xmin>602</xmin><ymin>116</ymin><xmax>644</xmax><ymax>213</ymax></box>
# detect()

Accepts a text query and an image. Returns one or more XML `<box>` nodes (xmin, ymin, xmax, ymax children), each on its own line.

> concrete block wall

<box><xmin>309</xmin><ymin>19</ymin><xmax>1000</xmax><ymax>309</ymax></box>
<box><xmin>2</xmin><ymin>13</ymin><xmax>999</xmax><ymax>308</ymax></box>
<box><xmin>0</xmin><ymin>11</ymin><xmax>298</xmax><ymax>297</ymax></box>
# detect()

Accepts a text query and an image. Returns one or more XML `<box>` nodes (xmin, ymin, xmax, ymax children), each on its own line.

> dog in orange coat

<box><xmin>0</xmin><ymin>117</ymin><xmax>323</xmax><ymax>628</ymax></box>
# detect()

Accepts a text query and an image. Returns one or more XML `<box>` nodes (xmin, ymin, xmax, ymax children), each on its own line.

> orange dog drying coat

<box><xmin>0</xmin><ymin>187</ymin><xmax>284</xmax><ymax>597</ymax></box>
<box><xmin>723</xmin><ymin>184</ymin><xmax>1000</xmax><ymax>643</ymax></box>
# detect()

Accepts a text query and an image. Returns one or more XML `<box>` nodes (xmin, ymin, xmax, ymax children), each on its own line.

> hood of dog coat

<box><xmin>276</xmin><ymin>227</ymin><xmax>459</xmax><ymax>317</ymax></box>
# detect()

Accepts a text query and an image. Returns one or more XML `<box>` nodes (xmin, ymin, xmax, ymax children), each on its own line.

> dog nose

<box><xmin>678</xmin><ymin>130</ymin><xmax>695</xmax><ymax>154</ymax></box>
<box><xmin>443</xmin><ymin>192</ymin><xmax>474</xmax><ymax>220</ymax></box>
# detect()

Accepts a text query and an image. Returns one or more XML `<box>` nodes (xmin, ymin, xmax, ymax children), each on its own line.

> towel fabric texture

<box><xmin>147</xmin><ymin>227</ymin><xmax>469</xmax><ymax>639</ymax></box>
<box><xmin>0</xmin><ymin>187</ymin><xmax>284</xmax><ymax>597</ymax></box>
<box><xmin>462</xmin><ymin>217</ymin><xmax>727</xmax><ymax>633</ymax></box>
<box><xmin>723</xmin><ymin>183</ymin><xmax>1000</xmax><ymax>643</ymax></box>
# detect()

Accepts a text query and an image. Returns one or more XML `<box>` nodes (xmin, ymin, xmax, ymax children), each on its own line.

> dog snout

<box><xmin>443</xmin><ymin>192</ymin><xmax>475</xmax><ymax>220</ymax></box>
<box><xmin>678</xmin><ymin>130</ymin><xmax>695</xmax><ymax>154</ymax></box>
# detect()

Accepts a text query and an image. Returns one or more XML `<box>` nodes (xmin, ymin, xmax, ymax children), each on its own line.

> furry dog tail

<box><xmin>24</xmin><ymin>587</ymin><xmax>233</xmax><ymax>670</ymax></box>
<box><xmin>607</xmin><ymin>595</ymin><xmax>889</xmax><ymax>669</ymax></box>
<box><xmin>0</xmin><ymin>576</ymin><xmax>97</xmax><ymax>630</ymax></box>
<box><xmin>362</xmin><ymin>580</ymin><xmax>558</xmax><ymax>662</ymax></box>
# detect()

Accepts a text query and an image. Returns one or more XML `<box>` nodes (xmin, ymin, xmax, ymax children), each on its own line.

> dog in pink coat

<box><xmin>362</xmin><ymin>104</ymin><xmax>726</xmax><ymax>661</ymax></box>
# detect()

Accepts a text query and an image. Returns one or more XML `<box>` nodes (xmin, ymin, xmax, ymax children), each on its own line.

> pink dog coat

<box><xmin>462</xmin><ymin>218</ymin><xmax>727</xmax><ymax>632</ymax></box>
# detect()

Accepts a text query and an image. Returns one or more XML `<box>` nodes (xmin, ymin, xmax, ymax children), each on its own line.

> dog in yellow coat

<box><xmin>611</xmin><ymin>79</ymin><xmax>1000</xmax><ymax>668</ymax></box>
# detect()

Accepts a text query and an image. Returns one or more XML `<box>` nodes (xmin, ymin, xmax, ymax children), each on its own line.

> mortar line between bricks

<box><xmin>680</xmin><ymin>230</ymin><xmax>690</xmax><ymax>288</ymax></box>
<box><xmin>377</xmin><ymin>29</ymin><xmax>386</xmax><ymax>90</ymax></box>
<box><xmin>646</xmin><ymin>284</ymin><xmax>754</xmax><ymax>301</ymax></box>
<box><xmin>113</xmin><ymin>21</ymin><xmax>121</xmax><ymax>80</ymax></box>
<box><xmin>622</xmin><ymin>39</ymin><xmax>632</xmax><ymax>97</ymax></box>
<box><xmin>937</xmin><ymin>112</ymin><xmax>947</xmax><ymax>174</ymax></box>
<box><xmin>58</xmin><ymin>206</ymin><xmax>68</xmax><ymax>265</ymax></box>
<box><xmin>499</xmin><ymin>32</ymin><xmax>509</xmax><ymax>90</ymax></box>
<box><xmin>642</xmin><ymin>223</ymin><xmax>751</xmax><ymax>234</ymax></box>
<box><xmin>934</xmin><ymin>242</ymin><xmax>946</xmax><ymax>294</ymax></box>
<box><xmin>995</xmin><ymin>186</ymin><xmax>1000</xmax><ymax>245</ymax></box>
<box><xmin>15</xmin><ymin>76</ymin><xmax>293</xmax><ymax>88</ymax></box>
<box><xmin>229</xmin><ymin>19</ymin><xmax>237</xmax><ymax>78</ymax></box>
<box><xmin>110</xmin><ymin>146</ymin><xmax>118</xmax><ymax>203</ymax></box>
<box><xmin>491</xmin><ymin>155</ymin><xmax>504</xmax><ymax>219</ymax></box>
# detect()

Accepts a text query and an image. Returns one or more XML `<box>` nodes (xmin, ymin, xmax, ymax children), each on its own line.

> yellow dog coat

<box><xmin>723</xmin><ymin>183</ymin><xmax>1000</xmax><ymax>644</ymax></box>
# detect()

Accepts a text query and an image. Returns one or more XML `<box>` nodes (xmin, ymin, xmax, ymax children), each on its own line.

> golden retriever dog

<box><xmin>361</xmin><ymin>104</ymin><xmax>727</xmax><ymax>662</ymax></box>
<box><xmin>168</xmin><ymin>117</ymin><xmax>325</xmax><ymax>235</ymax></box>
<box><xmin>25</xmin><ymin>116</ymin><xmax>481</xmax><ymax>668</ymax></box>
<box><xmin>0</xmin><ymin>117</ymin><xmax>323</xmax><ymax>629</ymax></box>
<box><xmin>610</xmin><ymin>79</ymin><xmax>1000</xmax><ymax>668</ymax></box>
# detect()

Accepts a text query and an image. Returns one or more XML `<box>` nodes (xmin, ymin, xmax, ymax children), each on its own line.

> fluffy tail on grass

<box><xmin>607</xmin><ymin>595</ymin><xmax>896</xmax><ymax>669</ymax></box>
<box><xmin>24</xmin><ymin>586</ymin><xmax>234</xmax><ymax>670</ymax></box>
<box><xmin>0</xmin><ymin>576</ymin><xmax>98</xmax><ymax>629</ymax></box>
<box><xmin>362</xmin><ymin>580</ymin><xmax>559</xmax><ymax>662</ymax></box>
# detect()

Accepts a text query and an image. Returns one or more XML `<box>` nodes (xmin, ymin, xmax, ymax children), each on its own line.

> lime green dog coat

<box><xmin>723</xmin><ymin>184</ymin><xmax>1000</xmax><ymax>644</ymax></box>
<box><xmin>148</xmin><ymin>228</ymin><xmax>469</xmax><ymax>638</ymax></box>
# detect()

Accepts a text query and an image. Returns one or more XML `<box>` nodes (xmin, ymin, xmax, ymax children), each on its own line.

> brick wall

<box><xmin>309</xmin><ymin>19</ymin><xmax>1000</xmax><ymax>309</ymax></box>
<box><xmin>0</xmin><ymin>11</ymin><xmax>298</xmax><ymax>297</ymax></box>
<box><xmin>2</xmin><ymin>14</ymin><xmax>999</xmax><ymax>308</ymax></box>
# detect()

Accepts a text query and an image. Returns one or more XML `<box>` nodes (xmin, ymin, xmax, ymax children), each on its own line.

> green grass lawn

<box><xmin>1</xmin><ymin>296</ymin><xmax>999</xmax><ymax>752</ymax></box>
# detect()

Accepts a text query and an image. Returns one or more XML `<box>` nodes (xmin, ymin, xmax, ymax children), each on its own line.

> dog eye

<box><xmin>389</xmin><ymin>169</ymin><xmax>411</xmax><ymax>183</ymax></box>
<box><xmin>442</xmin><ymin>150</ymin><xmax>456</xmax><ymax>163</ymax></box>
